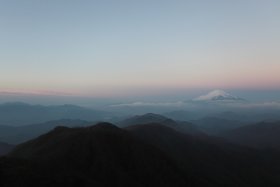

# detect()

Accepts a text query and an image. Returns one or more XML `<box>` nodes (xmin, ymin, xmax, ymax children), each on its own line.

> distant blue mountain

<box><xmin>0</xmin><ymin>102</ymin><xmax>112</xmax><ymax>126</ymax></box>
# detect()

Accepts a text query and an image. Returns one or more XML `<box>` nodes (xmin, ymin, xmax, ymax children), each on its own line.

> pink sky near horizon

<box><xmin>1</xmin><ymin>1</ymin><xmax>280</xmax><ymax>98</ymax></box>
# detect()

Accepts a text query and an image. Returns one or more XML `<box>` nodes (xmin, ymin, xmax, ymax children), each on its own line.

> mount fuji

<box><xmin>193</xmin><ymin>90</ymin><xmax>244</xmax><ymax>102</ymax></box>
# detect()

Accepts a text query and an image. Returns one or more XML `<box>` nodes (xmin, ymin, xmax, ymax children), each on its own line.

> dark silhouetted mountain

<box><xmin>0</xmin><ymin>119</ymin><xmax>92</xmax><ymax>144</ymax></box>
<box><xmin>119</xmin><ymin>113</ymin><xmax>174</xmax><ymax>127</ymax></box>
<box><xmin>220</xmin><ymin>121</ymin><xmax>280</xmax><ymax>150</ymax></box>
<box><xmin>192</xmin><ymin>117</ymin><xmax>244</xmax><ymax>135</ymax></box>
<box><xmin>118</xmin><ymin>113</ymin><xmax>203</xmax><ymax>136</ymax></box>
<box><xmin>0</xmin><ymin>102</ymin><xmax>112</xmax><ymax>126</ymax></box>
<box><xmin>0</xmin><ymin>142</ymin><xmax>14</xmax><ymax>156</ymax></box>
<box><xmin>2</xmin><ymin>123</ymin><xmax>189</xmax><ymax>187</ymax></box>
<box><xmin>126</xmin><ymin>123</ymin><xmax>280</xmax><ymax>186</ymax></box>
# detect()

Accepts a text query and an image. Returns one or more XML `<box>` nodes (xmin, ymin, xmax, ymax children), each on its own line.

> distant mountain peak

<box><xmin>127</xmin><ymin>113</ymin><xmax>171</xmax><ymax>123</ymax></box>
<box><xmin>193</xmin><ymin>89</ymin><xmax>243</xmax><ymax>101</ymax></box>
<box><xmin>118</xmin><ymin>113</ymin><xmax>177</xmax><ymax>128</ymax></box>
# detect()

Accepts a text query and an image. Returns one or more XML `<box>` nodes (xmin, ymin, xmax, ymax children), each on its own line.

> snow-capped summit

<box><xmin>193</xmin><ymin>90</ymin><xmax>243</xmax><ymax>101</ymax></box>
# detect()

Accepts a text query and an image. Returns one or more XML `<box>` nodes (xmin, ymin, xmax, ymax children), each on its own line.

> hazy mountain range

<box><xmin>1</xmin><ymin>90</ymin><xmax>279</xmax><ymax>127</ymax></box>
<box><xmin>0</xmin><ymin>102</ymin><xmax>112</xmax><ymax>126</ymax></box>
<box><xmin>0</xmin><ymin>109</ymin><xmax>279</xmax><ymax>146</ymax></box>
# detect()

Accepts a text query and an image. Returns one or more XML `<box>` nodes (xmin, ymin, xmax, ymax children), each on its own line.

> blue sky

<box><xmin>0</xmin><ymin>0</ymin><xmax>280</xmax><ymax>98</ymax></box>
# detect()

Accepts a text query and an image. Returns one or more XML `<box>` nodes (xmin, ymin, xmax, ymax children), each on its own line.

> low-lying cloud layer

<box><xmin>110</xmin><ymin>100</ymin><xmax>280</xmax><ymax>109</ymax></box>
<box><xmin>110</xmin><ymin>89</ymin><xmax>280</xmax><ymax>109</ymax></box>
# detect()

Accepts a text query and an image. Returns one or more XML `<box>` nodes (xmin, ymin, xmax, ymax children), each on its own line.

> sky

<box><xmin>0</xmin><ymin>0</ymin><xmax>280</xmax><ymax>100</ymax></box>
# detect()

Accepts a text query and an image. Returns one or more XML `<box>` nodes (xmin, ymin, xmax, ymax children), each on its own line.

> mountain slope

<box><xmin>3</xmin><ymin>123</ymin><xmax>189</xmax><ymax>187</ymax></box>
<box><xmin>220</xmin><ymin>121</ymin><xmax>280</xmax><ymax>149</ymax></box>
<box><xmin>0</xmin><ymin>142</ymin><xmax>14</xmax><ymax>156</ymax></box>
<box><xmin>126</xmin><ymin>123</ymin><xmax>280</xmax><ymax>187</ymax></box>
